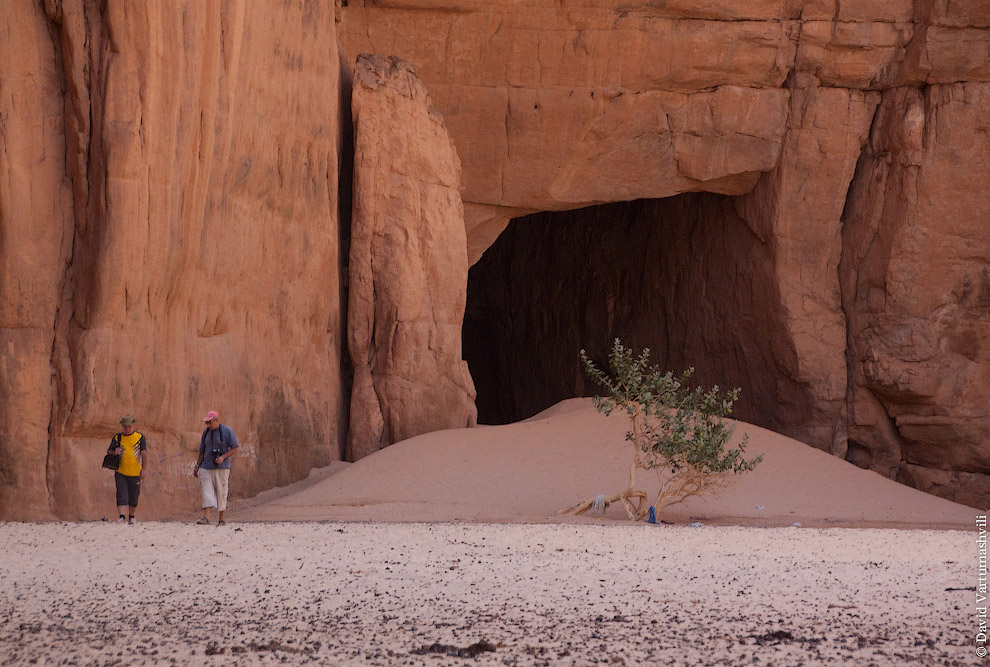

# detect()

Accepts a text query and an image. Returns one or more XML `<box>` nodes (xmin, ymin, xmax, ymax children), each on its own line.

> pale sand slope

<box><xmin>0</xmin><ymin>522</ymin><xmax>978</xmax><ymax>666</ymax></box>
<box><xmin>232</xmin><ymin>398</ymin><xmax>976</xmax><ymax>528</ymax></box>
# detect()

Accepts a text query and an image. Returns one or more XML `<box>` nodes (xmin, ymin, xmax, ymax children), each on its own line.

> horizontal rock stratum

<box><xmin>1</xmin><ymin>0</ymin><xmax>987</xmax><ymax>518</ymax></box>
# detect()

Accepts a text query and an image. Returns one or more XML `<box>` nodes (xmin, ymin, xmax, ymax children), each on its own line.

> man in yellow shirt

<box><xmin>107</xmin><ymin>415</ymin><xmax>148</xmax><ymax>524</ymax></box>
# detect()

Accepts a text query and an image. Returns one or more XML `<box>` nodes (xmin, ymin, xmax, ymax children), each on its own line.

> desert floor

<box><xmin>0</xmin><ymin>521</ymin><xmax>980</xmax><ymax>666</ymax></box>
<box><xmin>1</xmin><ymin>400</ymin><xmax>984</xmax><ymax>666</ymax></box>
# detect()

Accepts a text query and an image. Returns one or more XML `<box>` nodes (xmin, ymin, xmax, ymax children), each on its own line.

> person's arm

<box><xmin>139</xmin><ymin>436</ymin><xmax>148</xmax><ymax>479</ymax></box>
<box><xmin>193</xmin><ymin>432</ymin><xmax>206</xmax><ymax>477</ymax></box>
<box><xmin>108</xmin><ymin>435</ymin><xmax>123</xmax><ymax>456</ymax></box>
<box><xmin>217</xmin><ymin>427</ymin><xmax>239</xmax><ymax>464</ymax></box>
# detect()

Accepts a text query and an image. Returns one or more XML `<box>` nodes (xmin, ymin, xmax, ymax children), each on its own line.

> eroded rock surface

<box><xmin>340</xmin><ymin>0</ymin><xmax>984</xmax><ymax>215</ymax></box>
<box><xmin>1</xmin><ymin>1</ymin><xmax>345</xmax><ymax>520</ymax></box>
<box><xmin>347</xmin><ymin>54</ymin><xmax>477</xmax><ymax>460</ymax></box>
<box><xmin>0</xmin><ymin>2</ymin><xmax>75</xmax><ymax>519</ymax></box>
<box><xmin>343</xmin><ymin>1</ymin><xmax>990</xmax><ymax>506</ymax></box>
<box><xmin>842</xmin><ymin>83</ymin><xmax>990</xmax><ymax>495</ymax></box>
<box><xmin>2</xmin><ymin>1</ymin><xmax>989</xmax><ymax>517</ymax></box>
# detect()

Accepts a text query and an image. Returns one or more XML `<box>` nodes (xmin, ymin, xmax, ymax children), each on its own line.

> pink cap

<box><xmin>202</xmin><ymin>410</ymin><xmax>219</xmax><ymax>422</ymax></box>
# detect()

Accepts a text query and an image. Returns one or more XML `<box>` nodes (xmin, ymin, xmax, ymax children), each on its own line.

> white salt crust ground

<box><xmin>0</xmin><ymin>521</ymin><xmax>978</xmax><ymax>666</ymax></box>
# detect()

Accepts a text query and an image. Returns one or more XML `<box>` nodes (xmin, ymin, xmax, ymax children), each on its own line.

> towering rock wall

<box><xmin>347</xmin><ymin>54</ymin><xmax>477</xmax><ymax>460</ymax></box>
<box><xmin>1</xmin><ymin>0</ymin><xmax>346</xmax><ymax>520</ymax></box>
<box><xmin>2</xmin><ymin>0</ymin><xmax>988</xmax><ymax>517</ymax></box>
<box><xmin>0</xmin><ymin>2</ymin><xmax>76</xmax><ymax>519</ymax></box>
<box><xmin>341</xmin><ymin>0</ymin><xmax>990</xmax><ymax>506</ymax></box>
<box><xmin>734</xmin><ymin>86</ymin><xmax>880</xmax><ymax>450</ymax></box>
<box><xmin>842</xmin><ymin>83</ymin><xmax>990</xmax><ymax>508</ymax></box>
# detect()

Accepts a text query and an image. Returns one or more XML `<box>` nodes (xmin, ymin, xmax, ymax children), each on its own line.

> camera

<box><xmin>211</xmin><ymin>448</ymin><xmax>223</xmax><ymax>463</ymax></box>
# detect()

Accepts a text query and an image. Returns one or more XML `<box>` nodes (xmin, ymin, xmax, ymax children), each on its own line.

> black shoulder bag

<box><xmin>102</xmin><ymin>434</ymin><xmax>121</xmax><ymax>470</ymax></box>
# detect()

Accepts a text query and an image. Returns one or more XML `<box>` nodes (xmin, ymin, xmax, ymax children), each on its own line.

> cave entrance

<box><xmin>463</xmin><ymin>193</ymin><xmax>795</xmax><ymax>430</ymax></box>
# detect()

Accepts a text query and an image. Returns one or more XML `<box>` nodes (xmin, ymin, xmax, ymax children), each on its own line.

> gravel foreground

<box><xmin>0</xmin><ymin>521</ymin><xmax>977</xmax><ymax>666</ymax></box>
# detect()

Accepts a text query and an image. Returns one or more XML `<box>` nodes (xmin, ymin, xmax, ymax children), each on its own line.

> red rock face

<box><xmin>0</xmin><ymin>2</ymin><xmax>75</xmax><ymax>519</ymax></box>
<box><xmin>342</xmin><ymin>1</ymin><xmax>990</xmax><ymax>506</ymax></box>
<box><xmin>1</xmin><ymin>1</ymin><xmax>346</xmax><ymax>519</ymax></box>
<box><xmin>2</xmin><ymin>1</ymin><xmax>988</xmax><ymax>518</ymax></box>
<box><xmin>841</xmin><ymin>83</ymin><xmax>990</xmax><ymax>508</ymax></box>
<box><xmin>347</xmin><ymin>55</ymin><xmax>477</xmax><ymax>460</ymax></box>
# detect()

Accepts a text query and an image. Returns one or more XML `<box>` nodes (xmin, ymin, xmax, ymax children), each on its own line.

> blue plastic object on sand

<box><xmin>648</xmin><ymin>505</ymin><xmax>657</xmax><ymax>524</ymax></box>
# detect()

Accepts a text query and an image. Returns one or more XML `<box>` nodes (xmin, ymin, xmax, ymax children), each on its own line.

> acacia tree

<box><xmin>562</xmin><ymin>339</ymin><xmax>762</xmax><ymax>521</ymax></box>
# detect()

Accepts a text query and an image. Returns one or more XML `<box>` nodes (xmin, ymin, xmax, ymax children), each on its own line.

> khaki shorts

<box><xmin>198</xmin><ymin>468</ymin><xmax>231</xmax><ymax>511</ymax></box>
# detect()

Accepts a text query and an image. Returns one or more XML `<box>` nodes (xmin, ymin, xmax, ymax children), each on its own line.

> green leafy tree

<box><xmin>562</xmin><ymin>339</ymin><xmax>762</xmax><ymax>521</ymax></box>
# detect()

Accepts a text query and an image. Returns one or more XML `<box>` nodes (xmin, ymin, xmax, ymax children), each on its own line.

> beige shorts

<box><xmin>198</xmin><ymin>468</ymin><xmax>231</xmax><ymax>511</ymax></box>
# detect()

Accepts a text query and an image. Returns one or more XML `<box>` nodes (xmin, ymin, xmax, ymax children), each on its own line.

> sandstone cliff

<box><xmin>342</xmin><ymin>0</ymin><xmax>990</xmax><ymax>507</ymax></box>
<box><xmin>347</xmin><ymin>54</ymin><xmax>477</xmax><ymax>460</ymax></box>
<box><xmin>1</xmin><ymin>1</ymin><xmax>346</xmax><ymax>519</ymax></box>
<box><xmin>2</xmin><ymin>0</ymin><xmax>989</xmax><ymax>518</ymax></box>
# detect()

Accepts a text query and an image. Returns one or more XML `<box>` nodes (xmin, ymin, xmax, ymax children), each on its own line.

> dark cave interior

<box><xmin>462</xmin><ymin>194</ymin><xmax>813</xmax><ymax>434</ymax></box>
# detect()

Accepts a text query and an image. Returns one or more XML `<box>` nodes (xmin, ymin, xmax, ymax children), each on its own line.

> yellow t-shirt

<box><xmin>116</xmin><ymin>432</ymin><xmax>145</xmax><ymax>476</ymax></box>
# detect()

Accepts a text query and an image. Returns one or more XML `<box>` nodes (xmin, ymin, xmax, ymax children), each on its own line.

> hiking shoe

<box><xmin>116</xmin><ymin>517</ymin><xmax>126</xmax><ymax>524</ymax></box>
<box><xmin>217</xmin><ymin>520</ymin><xmax>226</xmax><ymax>526</ymax></box>
<box><xmin>128</xmin><ymin>517</ymin><xmax>137</xmax><ymax>525</ymax></box>
<box><xmin>196</xmin><ymin>517</ymin><xmax>211</xmax><ymax>525</ymax></box>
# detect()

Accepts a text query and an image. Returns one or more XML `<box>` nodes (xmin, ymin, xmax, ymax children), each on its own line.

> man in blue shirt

<box><xmin>193</xmin><ymin>410</ymin><xmax>239</xmax><ymax>526</ymax></box>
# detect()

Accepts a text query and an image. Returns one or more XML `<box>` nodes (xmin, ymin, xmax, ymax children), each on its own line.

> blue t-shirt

<box><xmin>199</xmin><ymin>424</ymin><xmax>239</xmax><ymax>470</ymax></box>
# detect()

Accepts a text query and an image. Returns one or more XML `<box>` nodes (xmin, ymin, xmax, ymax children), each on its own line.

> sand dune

<box><xmin>233</xmin><ymin>398</ymin><xmax>975</xmax><ymax>528</ymax></box>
